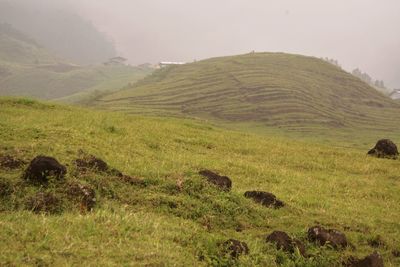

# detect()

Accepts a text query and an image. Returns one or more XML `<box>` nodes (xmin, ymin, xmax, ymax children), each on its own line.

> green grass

<box><xmin>94</xmin><ymin>52</ymin><xmax>400</xmax><ymax>135</ymax></box>
<box><xmin>0</xmin><ymin>63</ymin><xmax>153</xmax><ymax>100</ymax></box>
<box><xmin>1</xmin><ymin>98</ymin><xmax>399</xmax><ymax>266</ymax></box>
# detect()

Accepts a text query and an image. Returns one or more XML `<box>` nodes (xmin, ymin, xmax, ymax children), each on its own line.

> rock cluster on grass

<box><xmin>308</xmin><ymin>225</ymin><xmax>348</xmax><ymax>249</ymax></box>
<box><xmin>198</xmin><ymin>170</ymin><xmax>232</xmax><ymax>191</ymax></box>
<box><xmin>2</xmin><ymin>150</ymin><xmax>392</xmax><ymax>265</ymax></box>
<box><xmin>16</xmin><ymin>152</ymin><xmax>149</xmax><ymax>214</ymax></box>
<box><xmin>368</xmin><ymin>139</ymin><xmax>398</xmax><ymax>158</ymax></box>
<box><xmin>266</xmin><ymin>231</ymin><xmax>306</xmax><ymax>257</ymax></box>
<box><xmin>23</xmin><ymin>156</ymin><xmax>66</xmax><ymax>184</ymax></box>
<box><xmin>344</xmin><ymin>251</ymin><xmax>384</xmax><ymax>267</ymax></box>
<box><xmin>244</xmin><ymin>191</ymin><xmax>284</xmax><ymax>209</ymax></box>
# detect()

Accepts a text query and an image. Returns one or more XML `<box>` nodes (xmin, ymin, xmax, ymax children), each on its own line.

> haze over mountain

<box><xmin>71</xmin><ymin>0</ymin><xmax>400</xmax><ymax>89</ymax></box>
<box><xmin>1</xmin><ymin>1</ymin><xmax>400</xmax><ymax>266</ymax></box>
<box><xmin>0</xmin><ymin>0</ymin><xmax>116</xmax><ymax>65</ymax></box>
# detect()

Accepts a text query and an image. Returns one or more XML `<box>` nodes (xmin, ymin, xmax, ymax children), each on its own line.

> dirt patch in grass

<box><xmin>367</xmin><ymin>235</ymin><xmax>386</xmax><ymax>248</ymax></box>
<box><xmin>119</xmin><ymin>175</ymin><xmax>147</xmax><ymax>186</ymax></box>
<box><xmin>66</xmin><ymin>183</ymin><xmax>96</xmax><ymax>212</ymax></box>
<box><xmin>220</xmin><ymin>239</ymin><xmax>249</xmax><ymax>259</ymax></box>
<box><xmin>25</xmin><ymin>192</ymin><xmax>61</xmax><ymax>214</ymax></box>
<box><xmin>344</xmin><ymin>251</ymin><xmax>384</xmax><ymax>267</ymax></box>
<box><xmin>198</xmin><ymin>170</ymin><xmax>232</xmax><ymax>191</ymax></box>
<box><xmin>0</xmin><ymin>178</ymin><xmax>12</xmax><ymax>197</ymax></box>
<box><xmin>75</xmin><ymin>154</ymin><xmax>109</xmax><ymax>172</ymax></box>
<box><xmin>392</xmin><ymin>250</ymin><xmax>400</xmax><ymax>257</ymax></box>
<box><xmin>0</xmin><ymin>155</ymin><xmax>25</xmax><ymax>170</ymax></box>
<box><xmin>244</xmin><ymin>191</ymin><xmax>284</xmax><ymax>209</ymax></box>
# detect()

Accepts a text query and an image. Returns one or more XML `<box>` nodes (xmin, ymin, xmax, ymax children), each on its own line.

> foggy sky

<box><xmin>20</xmin><ymin>0</ymin><xmax>400</xmax><ymax>88</ymax></box>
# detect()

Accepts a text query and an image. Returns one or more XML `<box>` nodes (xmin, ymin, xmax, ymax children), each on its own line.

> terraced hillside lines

<box><xmin>97</xmin><ymin>52</ymin><xmax>400</xmax><ymax>132</ymax></box>
<box><xmin>1</xmin><ymin>98</ymin><xmax>400</xmax><ymax>266</ymax></box>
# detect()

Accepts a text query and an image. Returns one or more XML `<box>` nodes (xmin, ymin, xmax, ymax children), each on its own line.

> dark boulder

<box><xmin>308</xmin><ymin>226</ymin><xmax>348</xmax><ymax>249</ymax></box>
<box><xmin>199</xmin><ymin>170</ymin><xmax>232</xmax><ymax>191</ymax></box>
<box><xmin>221</xmin><ymin>239</ymin><xmax>249</xmax><ymax>259</ymax></box>
<box><xmin>368</xmin><ymin>139</ymin><xmax>398</xmax><ymax>158</ymax></box>
<box><xmin>344</xmin><ymin>252</ymin><xmax>384</xmax><ymax>267</ymax></box>
<box><xmin>266</xmin><ymin>231</ymin><xmax>306</xmax><ymax>257</ymax></box>
<box><xmin>244</xmin><ymin>191</ymin><xmax>284</xmax><ymax>209</ymax></box>
<box><xmin>23</xmin><ymin>156</ymin><xmax>66</xmax><ymax>184</ymax></box>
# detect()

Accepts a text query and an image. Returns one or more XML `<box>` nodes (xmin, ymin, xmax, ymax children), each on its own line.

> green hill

<box><xmin>96</xmin><ymin>53</ymin><xmax>400</xmax><ymax>133</ymax></box>
<box><xmin>0</xmin><ymin>63</ymin><xmax>153</xmax><ymax>100</ymax></box>
<box><xmin>0</xmin><ymin>23</ymin><xmax>59</xmax><ymax>64</ymax></box>
<box><xmin>0</xmin><ymin>98</ymin><xmax>399</xmax><ymax>266</ymax></box>
<box><xmin>0</xmin><ymin>23</ymin><xmax>153</xmax><ymax>100</ymax></box>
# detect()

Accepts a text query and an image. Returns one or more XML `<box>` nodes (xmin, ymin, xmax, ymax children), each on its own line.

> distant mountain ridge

<box><xmin>96</xmin><ymin>52</ymin><xmax>400</xmax><ymax>132</ymax></box>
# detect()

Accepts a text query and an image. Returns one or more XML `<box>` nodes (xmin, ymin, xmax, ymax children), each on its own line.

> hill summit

<box><xmin>97</xmin><ymin>52</ymin><xmax>400</xmax><ymax>131</ymax></box>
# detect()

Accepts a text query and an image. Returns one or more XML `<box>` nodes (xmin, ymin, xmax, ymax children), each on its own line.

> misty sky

<box><xmin>46</xmin><ymin>0</ymin><xmax>400</xmax><ymax>88</ymax></box>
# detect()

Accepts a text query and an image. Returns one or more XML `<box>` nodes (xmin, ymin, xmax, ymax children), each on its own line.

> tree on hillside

<box><xmin>352</xmin><ymin>68</ymin><xmax>388</xmax><ymax>91</ymax></box>
<box><xmin>323</xmin><ymin>57</ymin><xmax>342</xmax><ymax>68</ymax></box>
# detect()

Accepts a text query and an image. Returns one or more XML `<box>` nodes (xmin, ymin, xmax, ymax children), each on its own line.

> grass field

<box><xmin>94</xmin><ymin>53</ymin><xmax>400</xmax><ymax>135</ymax></box>
<box><xmin>1</xmin><ymin>98</ymin><xmax>399</xmax><ymax>266</ymax></box>
<box><xmin>0</xmin><ymin>63</ymin><xmax>153</xmax><ymax>101</ymax></box>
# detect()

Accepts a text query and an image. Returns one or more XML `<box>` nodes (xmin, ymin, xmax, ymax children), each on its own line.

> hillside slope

<box><xmin>1</xmin><ymin>98</ymin><xmax>399</xmax><ymax>266</ymax></box>
<box><xmin>96</xmin><ymin>53</ymin><xmax>400</xmax><ymax>132</ymax></box>
<box><xmin>0</xmin><ymin>0</ymin><xmax>116</xmax><ymax>64</ymax></box>
<box><xmin>0</xmin><ymin>64</ymin><xmax>153</xmax><ymax>100</ymax></box>
<box><xmin>0</xmin><ymin>23</ymin><xmax>152</xmax><ymax>100</ymax></box>
<box><xmin>0</xmin><ymin>23</ymin><xmax>59</xmax><ymax>64</ymax></box>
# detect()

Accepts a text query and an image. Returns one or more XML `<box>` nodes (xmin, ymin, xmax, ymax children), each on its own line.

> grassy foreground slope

<box><xmin>96</xmin><ymin>52</ymin><xmax>400</xmax><ymax>133</ymax></box>
<box><xmin>0</xmin><ymin>98</ymin><xmax>399</xmax><ymax>266</ymax></box>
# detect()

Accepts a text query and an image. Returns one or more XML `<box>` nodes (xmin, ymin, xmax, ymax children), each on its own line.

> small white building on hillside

<box><xmin>389</xmin><ymin>89</ymin><xmax>400</xmax><ymax>100</ymax></box>
<box><xmin>158</xmin><ymin>61</ymin><xmax>186</xmax><ymax>68</ymax></box>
